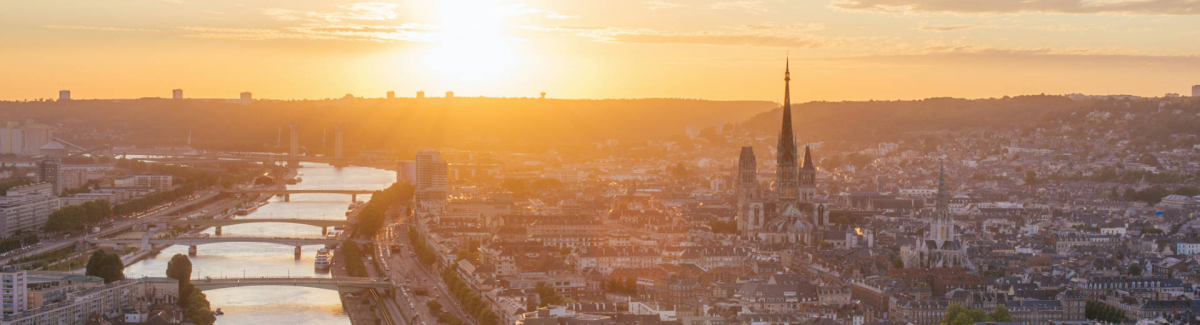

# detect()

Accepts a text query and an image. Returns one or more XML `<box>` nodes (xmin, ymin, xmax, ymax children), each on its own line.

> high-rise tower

<box><xmin>288</xmin><ymin>123</ymin><xmax>299</xmax><ymax>167</ymax></box>
<box><xmin>736</xmin><ymin>147</ymin><xmax>758</xmax><ymax>231</ymax></box>
<box><xmin>776</xmin><ymin>58</ymin><xmax>799</xmax><ymax>202</ymax></box>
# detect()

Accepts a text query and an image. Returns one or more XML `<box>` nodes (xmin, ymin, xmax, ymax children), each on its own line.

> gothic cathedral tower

<box><xmin>930</xmin><ymin>165</ymin><xmax>955</xmax><ymax>247</ymax></box>
<box><xmin>799</xmin><ymin>145</ymin><xmax>816</xmax><ymax>203</ymax></box>
<box><xmin>776</xmin><ymin>59</ymin><xmax>800</xmax><ymax>203</ymax></box>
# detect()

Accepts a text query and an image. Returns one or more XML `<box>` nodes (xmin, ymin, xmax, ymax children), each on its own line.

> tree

<box><xmin>1024</xmin><ymin>170</ymin><xmax>1040</xmax><ymax>185</ymax></box>
<box><xmin>1175</xmin><ymin>186</ymin><xmax>1200</xmax><ymax>197</ymax></box>
<box><xmin>989</xmin><ymin>305</ymin><xmax>1013</xmax><ymax>322</ymax></box>
<box><xmin>164</xmin><ymin>254</ymin><xmax>214</xmax><ymax>325</ymax></box>
<box><xmin>1128</xmin><ymin>263</ymin><xmax>1142</xmax><ymax>276</ymax></box>
<box><xmin>670</xmin><ymin>163</ymin><xmax>689</xmax><ymax>179</ymax></box>
<box><xmin>167</xmin><ymin>254</ymin><xmax>193</xmax><ymax>283</ymax></box>
<box><xmin>944</xmin><ymin>304</ymin><xmax>1011</xmax><ymax>325</ymax></box>
<box><xmin>85</xmin><ymin>251</ymin><xmax>125</xmax><ymax>283</ymax></box>
<box><xmin>167</xmin><ymin>254</ymin><xmax>195</xmax><ymax>304</ymax></box>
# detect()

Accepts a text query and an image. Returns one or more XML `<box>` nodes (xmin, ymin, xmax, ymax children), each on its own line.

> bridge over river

<box><xmin>192</xmin><ymin>276</ymin><xmax>391</xmax><ymax>293</ymax></box>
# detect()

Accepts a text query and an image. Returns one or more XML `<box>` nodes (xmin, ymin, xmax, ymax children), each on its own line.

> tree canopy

<box><xmin>85</xmin><ymin>250</ymin><xmax>125</xmax><ymax>283</ymax></box>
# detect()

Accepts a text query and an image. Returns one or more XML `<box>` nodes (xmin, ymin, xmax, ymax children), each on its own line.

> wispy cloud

<box><xmin>263</xmin><ymin>2</ymin><xmax>399</xmax><ymax>23</ymax></box>
<box><xmin>918</xmin><ymin>24</ymin><xmax>977</xmax><ymax>32</ymax></box>
<box><xmin>832</xmin><ymin>0</ymin><xmax>1200</xmax><ymax>15</ymax></box>
<box><xmin>42</xmin><ymin>25</ymin><xmax>159</xmax><ymax>32</ymax></box>
<box><xmin>644</xmin><ymin>1</ymin><xmax>688</xmax><ymax>10</ymax></box>
<box><xmin>711</xmin><ymin>0</ymin><xmax>771</xmax><ymax>13</ymax></box>
<box><xmin>916</xmin><ymin>22</ymin><xmax>1106</xmax><ymax>32</ymax></box>
<box><xmin>503</xmin><ymin>4</ymin><xmax>576</xmax><ymax>19</ymax></box>
<box><xmin>526</xmin><ymin>23</ymin><xmax>887</xmax><ymax>51</ymax></box>
<box><xmin>177</xmin><ymin>23</ymin><xmax>436</xmax><ymax>42</ymax></box>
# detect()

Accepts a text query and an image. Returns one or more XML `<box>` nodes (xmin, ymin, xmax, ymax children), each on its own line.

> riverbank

<box><xmin>117</xmin><ymin>167</ymin><xmax>298</xmax><ymax>268</ymax></box>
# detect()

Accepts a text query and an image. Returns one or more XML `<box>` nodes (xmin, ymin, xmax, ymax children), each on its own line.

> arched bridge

<box><xmin>164</xmin><ymin>218</ymin><xmax>348</xmax><ymax>228</ymax></box>
<box><xmin>162</xmin><ymin>218</ymin><xmax>350</xmax><ymax>236</ymax></box>
<box><xmin>192</xmin><ymin>276</ymin><xmax>392</xmax><ymax>293</ymax></box>
<box><xmin>86</xmin><ymin>236</ymin><xmax>365</xmax><ymax>258</ymax></box>
<box><xmin>87</xmin><ymin>236</ymin><xmax>345</xmax><ymax>247</ymax></box>
<box><xmin>232</xmin><ymin>189</ymin><xmax>376</xmax><ymax>202</ymax></box>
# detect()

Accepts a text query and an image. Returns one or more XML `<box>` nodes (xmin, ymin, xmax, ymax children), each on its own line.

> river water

<box><xmin>124</xmin><ymin>163</ymin><xmax>396</xmax><ymax>325</ymax></box>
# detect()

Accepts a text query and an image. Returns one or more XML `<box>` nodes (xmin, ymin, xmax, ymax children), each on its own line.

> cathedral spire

<box><xmin>937</xmin><ymin>164</ymin><xmax>947</xmax><ymax>211</ymax></box>
<box><xmin>775</xmin><ymin>54</ymin><xmax>800</xmax><ymax>202</ymax></box>
<box><xmin>777</xmin><ymin>56</ymin><xmax>796</xmax><ymax>166</ymax></box>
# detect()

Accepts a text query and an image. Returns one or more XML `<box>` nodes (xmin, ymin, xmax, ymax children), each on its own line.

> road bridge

<box><xmin>192</xmin><ymin>276</ymin><xmax>391</xmax><ymax>293</ymax></box>
<box><xmin>86</xmin><ymin>236</ymin><xmax>359</xmax><ymax>258</ymax></box>
<box><xmin>161</xmin><ymin>218</ymin><xmax>350</xmax><ymax>236</ymax></box>
<box><xmin>232</xmin><ymin>189</ymin><xmax>375</xmax><ymax>202</ymax></box>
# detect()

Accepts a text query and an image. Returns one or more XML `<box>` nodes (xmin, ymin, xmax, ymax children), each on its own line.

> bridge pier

<box><xmin>215</xmin><ymin>226</ymin><xmax>222</xmax><ymax>236</ymax></box>
<box><xmin>351</xmin><ymin>194</ymin><xmax>357</xmax><ymax>202</ymax></box>
<box><xmin>322</xmin><ymin>227</ymin><xmax>328</xmax><ymax>236</ymax></box>
<box><xmin>295</xmin><ymin>246</ymin><xmax>302</xmax><ymax>260</ymax></box>
<box><xmin>141</xmin><ymin>233</ymin><xmax>150</xmax><ymax>248</ymax></box>
<box><xmin>189</xmin><ymin>245</ymin><xmax>198</xmax><ymax>256</ymax></box>
<box><xmin>284</xmin><ymin>193</ymin><xmax>290</xmax><ymax>202</ymax></box>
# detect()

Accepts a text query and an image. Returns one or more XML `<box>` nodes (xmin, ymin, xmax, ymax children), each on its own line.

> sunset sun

<box><xmin>421</xmin><ymin>0</ymin><xmax>522</xmax><ymax>87</ymax></box>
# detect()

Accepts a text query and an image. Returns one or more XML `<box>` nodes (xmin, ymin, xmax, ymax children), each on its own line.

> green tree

<box><xmin>167</xmin><ymin>254</ymin><xmax>193</xmax><ymax>283</ymax></box>
<box><xmin>165</xmin><ymin>254</ymin><xmax>214</xmax><ymax>325</ymax></box>
<box><xmin>989</xmin><ymin>305</ymin><xmax>1013</xmax><ymax>322</ymax></box>
<box><xmin>1024</xmin><ymin>170</ymin><xmax>1040</xmax><ymax>185</ymax></box>
<box><xmin>1128</xmin><ymin>263</ymin><xmax>1142</xmax><ymax>276</ymax></box>
<box><xmin>670</xmin><ymin>163</ymin><xmax>689</xmax><ymax>179</ymax></box>
<box><xmin>85</xmin><ymin>250</ymin><xmax>125</xmax><ymax>283</ymax></box>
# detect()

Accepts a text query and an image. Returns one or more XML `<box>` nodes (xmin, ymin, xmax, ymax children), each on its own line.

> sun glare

<box><xmin>421</xmin><ymin>0</ymin><xmax>522</xmax><ymax>88</ymax></box>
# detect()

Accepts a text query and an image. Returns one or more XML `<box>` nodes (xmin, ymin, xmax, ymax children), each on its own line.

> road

<box><xmin>377</xmin><ymin>223</ymin><xmax>475</xmax><ymax>325</ymax></box>
<box><xmin>0</xmin><ymin>189</ymin><xmax>223</xmax><ymax>265</ymax></box>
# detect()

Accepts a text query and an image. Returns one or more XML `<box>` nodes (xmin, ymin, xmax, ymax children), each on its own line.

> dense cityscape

<box><xmin>0</xmin><ymin>68</ymin><xmax>1196</xmax><ymax>325</ymax></box>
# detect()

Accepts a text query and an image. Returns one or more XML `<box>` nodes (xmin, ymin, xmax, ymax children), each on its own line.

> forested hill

<box><xmin>0</xmin><ymin>97</ymin><xmax>775</xmax><ymax>154</ymax></box>
<box><xmin>740</xmin><ymin>95</ymin><xmax>1084</xmax><ymax>143</ymax></box>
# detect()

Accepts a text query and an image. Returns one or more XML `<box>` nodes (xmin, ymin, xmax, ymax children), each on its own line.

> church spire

<box><xmin>777</xmin><ymin>56</ymin><xmax>796</xmax><ymax>166</ymax></box>
<box><xmin>802</xmin><ymin>145</ymin><xmax>814</xmax><ymax>170</ymax></box>
<box><xmin>937</xmin><ymin>164</ymin><xmax>947</xmax><ymax>211</ymax></box>
<box><xmin>775</xmin><ymin>54</ymin><xmax>800</xmax><ymax>202</ymax></box>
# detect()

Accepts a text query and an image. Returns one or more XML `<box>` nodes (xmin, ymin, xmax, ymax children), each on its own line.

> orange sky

<box><xmin>2</xmin><ymin>0</ymin><xmax>1199</xmax><ymax>101</ymax></box>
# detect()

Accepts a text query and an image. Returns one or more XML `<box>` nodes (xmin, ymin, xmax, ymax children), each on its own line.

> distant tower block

<box><xmin>540</xmin><ymin>92</ymin><xmax>546</xmax><ymax>99</ymax></box>
<box><xmin>58</xmin><ymin>90</ymin><xmax>71</xmax><ymax>101</ymax></box>
<box><xmin>240</xmin><ymin>92</ymin><xmax>253</xmax><ymax>105</ymax></box>
<box><xmin>416</xmin><ymin>91</ymin><xmax>425</xmax><ymax>99</ymax></box>
<box><xmin>387</xmin><ymin>91</ymin><xmax>395</xmax><ymax>99</ymax></box>
<box><xmin>334</xmin><ymin>123</ymin><xmax>344</xmax><ymax>159</ymax></box>
<box><xmin>1193</xmin><ymin>85</ymin><xmax>1200</xmax><ymax>97</ymax></box>
<box><xmin>288</xmin><ymin>123</ymin><xmax>299</xmax><ymax>167</ymax></box>
<box><xmin>173</xmin><ymin>89</ymin><xmax>183</xmax><ymax>99</ymax></box>
<box><xmin>445</xmin><ymin>91</ymin><xmax>454</xmax><ymax>98</ymax></box>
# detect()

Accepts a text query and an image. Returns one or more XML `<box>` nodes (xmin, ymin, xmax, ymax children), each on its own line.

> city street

<box><xmin>378</xmin><ymin>223</ymin><xmax>475</xmax><ymax>325</ymax></box>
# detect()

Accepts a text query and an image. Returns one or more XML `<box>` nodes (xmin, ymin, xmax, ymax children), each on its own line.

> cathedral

<box><xmin>901</xmin><ymin>165</ymin><xmax>973</xmax><ymax>269</ymax></box>
<box><xmin>735</xmin><ymin>59</ymin><xmax>830</xmax><ymax>245</ymax></box>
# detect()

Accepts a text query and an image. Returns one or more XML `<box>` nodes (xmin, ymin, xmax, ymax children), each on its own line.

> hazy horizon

<box><xmin>4</xmin><ymin>0</ymin><xmax>1200</xmax><ymax>102</ymax></box>
<box><xmin>0</xmin><ymin>91</ymin><xmax>1183</xmax><ymax>103</ymax></box>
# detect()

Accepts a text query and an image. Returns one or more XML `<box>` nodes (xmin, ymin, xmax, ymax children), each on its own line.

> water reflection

<box><xmin>124</xmin><ymin>163</ymin><xmax>395</xmax><ymax>325</ymax></box>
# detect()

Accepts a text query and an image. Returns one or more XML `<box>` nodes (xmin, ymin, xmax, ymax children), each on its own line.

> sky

<box><xmin>2</xmin><ymin>0</ymin><xmax>1199</xmax><ymax>102</ymax></box>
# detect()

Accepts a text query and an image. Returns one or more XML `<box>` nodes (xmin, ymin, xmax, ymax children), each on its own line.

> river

<box><xmin>123</xmin><ymin>163</ymin><xmax>396</xmax><ymax>325</ymax></box>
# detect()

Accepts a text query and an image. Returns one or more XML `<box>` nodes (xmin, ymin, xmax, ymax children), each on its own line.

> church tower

<box><xmin>799</xmin><ymin>145</ymin><xmax>816</xmax><ymax>203</ymax></box>
<box><xmin>929</xmin><ymin>165</ymin><xmax>955</xmax><ymax>247</ymax></box>
<box><xmin>776</xmin><ymin>58</ymin><xmax>799</xmax><ymax>203</ymax></box>
<box><xmin>736</xmin><ymin>147</ymin><xmax>758</xmax><ymax>232</ymax></box>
